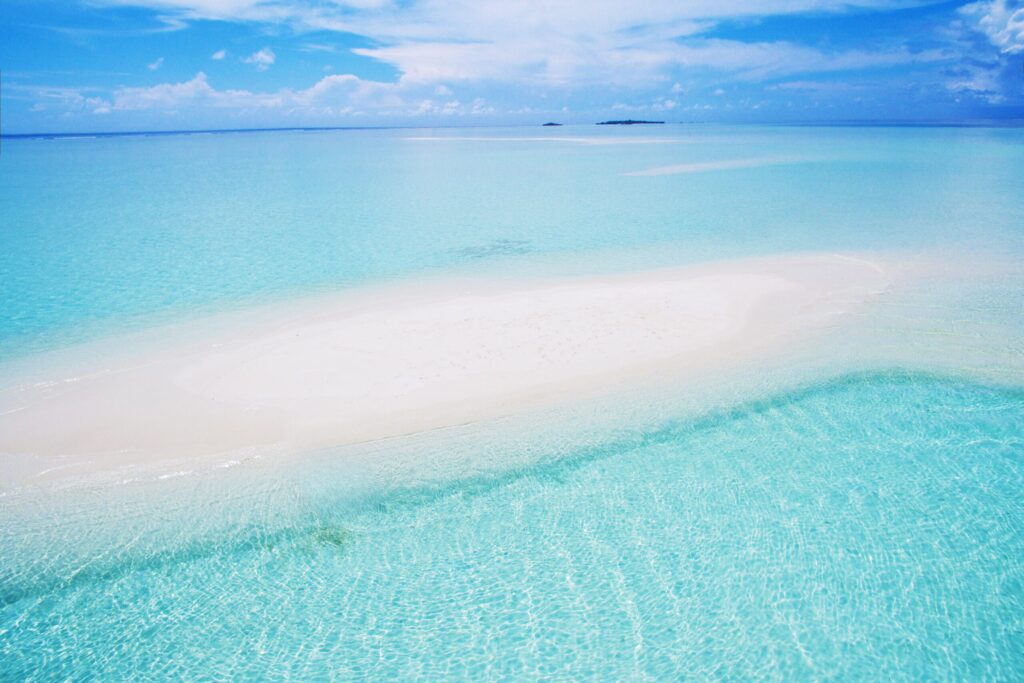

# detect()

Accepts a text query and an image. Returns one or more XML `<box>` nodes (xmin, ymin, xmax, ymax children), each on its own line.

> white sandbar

<box><xmin>0</xmin><ymin>252</ymin><xmax>890</xmax><ymax>486</ymax></box>
<box><xmin>624</xmin><ymin>158</ymin><xmax>801</xmax><ymax>176</ymax></box>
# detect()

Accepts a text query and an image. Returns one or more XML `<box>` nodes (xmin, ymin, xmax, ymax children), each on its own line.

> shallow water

<box><xmin>2</xmin><ymin>125</ymin><xmax>1023</xmax><ymax>360</ymax></box>
<box><xmin>2</xmin><ymin>371</ymin><xmax>1023</xmax><ymax>679</ymax></box>
<box><xmin>1</xmin><ymin>125</ymin><xmax>1023</xmax><ymax>679</ymax></box>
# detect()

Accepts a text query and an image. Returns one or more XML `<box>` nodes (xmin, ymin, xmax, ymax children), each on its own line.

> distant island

<box><xmin>542</xmin><ymin>122</ymin><xmax>562</xmax><ymax>126</ymax></box>
<box><xmin>596</xmin><ymin>119</ymin><xmax>665</xmax><ymax>125</ymax></box>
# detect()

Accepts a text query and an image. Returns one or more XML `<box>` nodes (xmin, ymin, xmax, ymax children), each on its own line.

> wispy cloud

<box><xmin>350</xmin><ymin>39</ymin><xmax>947</xmax><ymax>88</ymax></box>
<box><xmin>90</xmin><ymin>0</ymin><xmax>935</xmax><ymax>34</ymax></box>
<box><xmin>960</xmin><ymin>0</ymin><xmax>1024</xmax><ymax>54</ymax></box>
<box><xmin>300</xmin><ymin>43</ymin><xmax>338</xmax><ymax>53</ymax></box>
<box><xmin>211</xmin><ymin>49</ymin><xmax>227</xmax><ymax>60</ymax></box>
<box><xmin>942</xmin><ymin>0</ymin><xmax>1022</xmax><ymax>103</ymax></box>
<box><xmin>148</xmin><ymin>57</ymin><xmax>165</xmax><ymax>70</ymax></box>
<box><xmin>34</xmin><ymin>13</ymin><xmax>186</xmax><ymax>40</ymax></box>
<box><xmin>945</xmin><ymin>63</ymin><xmax>1007</xmax><ymax>103</ymax></box>
<box><xmin>90</xmin><ymin>0</ymin><xmax>952</xmax><ymax>89</ymax></box>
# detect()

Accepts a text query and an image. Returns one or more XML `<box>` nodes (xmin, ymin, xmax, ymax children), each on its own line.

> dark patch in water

<box><xmin>311</xmin><ymin>525</ymin><xmax>353</xmax><ymax>549</ymax></box>
<box><xmin>450</xmin><ymin>238</ymin><xmax>532</xmax><ymax>260</ymax></box>
<box><xmin>3</xmin><ymin>369</ymin><xmax>1020</xmax><ymax>607</ymax></box>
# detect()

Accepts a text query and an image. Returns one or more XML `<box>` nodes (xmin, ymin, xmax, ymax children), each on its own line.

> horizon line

<box><xmin>3</xmin><ymin>119</ymin><xmax>1024</xmax><ymax>140</ymax></box>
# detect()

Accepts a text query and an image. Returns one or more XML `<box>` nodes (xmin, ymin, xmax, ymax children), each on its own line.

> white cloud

<box><xmin>300</xmin><ymin>43</ymin><xmax>338</xmax><ymax>53</ymax></box>
<box><xmin>471</xmin><ymin>97</ymin><xmax>494</xmax><ymax>114</ymax></box>
<box><xmin>658</xmin><ymin>40</ymin><xmax>949</xmax><ymax>81</ymax></box>
<box><xmin>148</xmin><ymin>57</ymin><xmax>164</xmax><ymax>70</ymax></box>
<box><xmin>15</xmin><ymin>84</ymin><xmax>116</xmax><ymax>114</ymax></box>
<box><xmin>92</xmin><ymin>0</ymin><xmax>391</xmax><ymax>23</ymax></box>
<box><xmin>938</xmin><ymin>0</ymin><xmax>1023</xmax><ymax>104</ymax></box>
<box><xmin>26</xmin><ymin>0</ymin><xmax>986</xmax><ymax>126</ymax></box>
<box><xmin>90</xmin><ymin>71</ymin><xmax>458</xmax><ymax>117</ymax></box>
<box><xmin>352</xmin><ymin>33</ymin><xmax>949</xmax><ymax>88</ymax></box>
<box><xmin>773</xmin><ymin>80</ymin><xmax>864</xmax><ymax>93</ymax></box>
<box><xmin>93</xmin><ymin>0</ymin><xmax>948</xmax><ymax>89</ymax></box>
<box><xmin>104</xmin><ymin>71</ymin><xmax>513</xmax><ymax>119</ymax></box>
<box><xmin>112</xmin><ymin>72</ymin><xmax>226</xmax><ymax>110</ymax></box>
<box><xmin>242</xmin><ymin>48</ymin><xmax>275</xmax><ymax>71</ymax></box>
<box><xmin>412</xmin><ymin>97</ymin><xmax>465</xmax><ymax>115</ymax></box>
<box><xmin>945</xmin><ymin>64</ymin><xmax>1007</xmax><ymax>103</ymax></box>
<box><xmin>94</xmin><ymin>0</ymin><xmax>931</xmax><ymax>33</ymax></box>
<box><xmin>960</xmin><ymin>0</ymin><xmax>1024</xmax><ymax>53</ymax></box>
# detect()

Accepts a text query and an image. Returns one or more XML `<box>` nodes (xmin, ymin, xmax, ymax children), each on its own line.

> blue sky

<box><xmin>2</xmin><ymin>0</ymin><xmax>1022</xmax><ymax>132</ymax></box>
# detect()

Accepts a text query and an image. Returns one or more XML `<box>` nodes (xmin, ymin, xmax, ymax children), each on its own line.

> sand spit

<box><xmin>0</xmin><ymin>253</ymin><xmax>890</xmax><ymax>486</ymax></box>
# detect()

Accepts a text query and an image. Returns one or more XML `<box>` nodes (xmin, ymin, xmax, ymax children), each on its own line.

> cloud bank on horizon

<box><xmin>2</xmin><ymin>0</ymin><xmax>1022</xmax><ymax>132</ymax></box>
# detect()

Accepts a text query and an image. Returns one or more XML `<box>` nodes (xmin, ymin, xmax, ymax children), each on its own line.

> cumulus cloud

<box><xmin>74</xmin><ymin>71</ymin><xmax>490</xmax><ymax>118</ymax></box>
<box><xmin>242</xmin><ymin>48</ymin><xmax>275</xmax><ymax>70</ymax></box>
<box><xmin>112</xmin><ymin>72</ymin><xmax>226</xmax><ymax>110</ymax></box>
<box><xmin>211</xmin><ymin>49</ymin><xmax>227</xmax><ymax>60</ymax></box>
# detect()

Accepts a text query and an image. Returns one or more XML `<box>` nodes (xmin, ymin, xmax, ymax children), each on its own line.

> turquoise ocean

<box><xmin>1</xmin><ymin>125</ymin><xmax>1023</xmax><ymax>679</ymax></box>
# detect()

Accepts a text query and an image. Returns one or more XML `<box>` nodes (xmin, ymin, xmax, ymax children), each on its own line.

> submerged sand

<box><xmin>0</xmin><ymin>253</ymin><xmax>890</xmax><ymax>486</ymax></box>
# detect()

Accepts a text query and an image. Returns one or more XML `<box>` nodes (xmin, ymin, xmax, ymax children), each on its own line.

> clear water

<box><xmin>1</xmin><ymin>125</ymin><xmax>1023</xmax><ymax>679</ymax></box>
<box><xmin>2</xmin><ymin>125</ymin><xmax>1023</xmax><ymax>360</ymax></box>
<box><xmin>2</xmin><ymin>372</ymin><xmax>1023</xmax><ymax>679</ymax></box>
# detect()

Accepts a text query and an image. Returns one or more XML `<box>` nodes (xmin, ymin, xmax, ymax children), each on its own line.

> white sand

<box><xmin>0</xmin><ymin>253</ymin><xmax>890</xmax><ymax>486</ymax></box>
<box><xmin>624</xmin><ymin>158</ymin><xmax>802</xmax><ymax>176</ymax></box>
